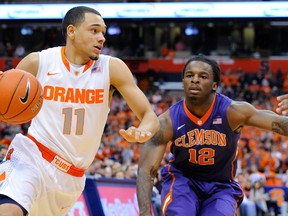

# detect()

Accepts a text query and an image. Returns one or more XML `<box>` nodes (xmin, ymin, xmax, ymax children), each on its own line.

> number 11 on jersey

<box><xmin>62</xmin><ymin>108</ymin><xmax>85</xmax><ymax>135</ymax></box>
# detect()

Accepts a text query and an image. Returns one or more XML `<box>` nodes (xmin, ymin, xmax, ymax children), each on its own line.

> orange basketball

<box><xmin>0</xmin><ymin>69</ymin><xmax>43</xmax><ymax>124</ymax></box>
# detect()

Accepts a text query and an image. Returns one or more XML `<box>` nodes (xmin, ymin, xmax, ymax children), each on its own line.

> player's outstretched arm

<box><xmin>276</xmin><ymin>94</ymin><xmax>288</xmax><ymax>116</ymax></box>
<box><xmin>228</xmin><ymin>100</ymin><xmax>288</xmax><ymax>136</ymax></box>
<box><xmin>137</xmin><ymin>111</ymin><xmax>173</xmax><ymax>216</ymax></box>
<box><xmin>110</xmin><ymin>57</ymin><xmax>160</xmax><ymax>143</ymax></box>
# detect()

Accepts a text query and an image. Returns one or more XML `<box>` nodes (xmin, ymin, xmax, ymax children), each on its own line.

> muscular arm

<box><xmin>227</xmin><ymin>100</ymin><xmax>288</xmax><ymax>136</ymax></box>
<box><xmin>110</xmin><ymin>57</ymin><xmax>160</xmax><ymax>142</ymax></box>
<box><xmin>136</xmin><ymin>111</ymin><xmax>173</xmax><ymax>216</ymax></box>
<box><xmin>15</xmin><ymin>52</ymin><xmax>39</xmax><ymax>76</ymax></box>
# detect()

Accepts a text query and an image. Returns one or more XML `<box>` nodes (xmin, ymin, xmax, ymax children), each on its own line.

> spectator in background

<box><xmin>5</xmin><ymin>42</ymin><xmax>14</xmax><ymax>57</ymax></box>
<box><xmin>124</xmin><ymin>164</ymin><xmax>138</xmax><ymax>180</ymax></box>
<box><xmin>103</xmin><ymin>166</ymin><xmax>113</xmax><ymax>178</ymax></box>
<box><xmin>0</xmin><ymin>41</ymin><xmax>5</xmax><ymax>56</ymax></box>
<box><xmin>14</xmin><ymin>43</ymin><xmax>26</xmax><ymax>57</ymax></box>
<box><xmin>249</xmin><ymin>181</ymin><xmax>269</xmax><ymax>215</ymax></box>
<box><xmin>282</xmin><ymin>170</ymin><xmax>288</xmax><ymax>188</ymax></box>
<box><xmin>237</xmin><ymin>172</ymin><xmax>257</xmax><ymax>216</ymax></box>
<box><xmin>121</xmin><ymin>144</ymin><xmax>134</xmax><ymax>164</ymax></box>
<box><xmin>275</xmin><ymin>66</ymin><xmax>284</xmax><ymax>90</ymax></box>
<box><xmin>160</xmin><ymin>42</ymin><xmax>169</xmax><ymax>58</ymax></box>
<box><xmin>249</xmin><ymin>165</ymin><xmax>266</xmax><ymax>186</ymax></box>
<box><xmin>85</xmin><ymin>159</ymin><xmax>103</xmax><ymax>180</ymax></box>
<box><xmin>146</xmin><ymin>64</ymin><xmax>158</xmax><ymax>92</ymax></box>
<box><xmin>152</xmin><ymin>169</ymin><xmax>162</xmax><ymax>216</ymax></box>
<box><xmin>114</xmin><ymin>170</ymin><xmax>125</xmax><ymax>179</ymax></box>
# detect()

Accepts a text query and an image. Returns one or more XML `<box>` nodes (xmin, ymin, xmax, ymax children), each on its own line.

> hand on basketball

<box><xmin>119</xmin><ymin>126</ymin><xmax>152</xmax><ymax>143</ymax></box>
<box><xmin>276</xmin><ymin>94</ymin><xmax>288</xmax><ymax>115</ymax></box>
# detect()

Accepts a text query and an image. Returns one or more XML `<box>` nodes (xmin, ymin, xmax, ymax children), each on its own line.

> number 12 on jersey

<box><xmin>189</xmin><ymin>148</ymin><xmax>215</xmax><ymax>165</ymax></box>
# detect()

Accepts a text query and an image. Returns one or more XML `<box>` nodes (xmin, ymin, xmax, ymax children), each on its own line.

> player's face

<box><xmin>182</xmin><ymin>61</ymin><xmax>217</xmax><ymax>101</ymax></box>
<box><xmin>73</xmin><ymin>13</ymin><xmax>107</xmax><ymax>61</ymax></box>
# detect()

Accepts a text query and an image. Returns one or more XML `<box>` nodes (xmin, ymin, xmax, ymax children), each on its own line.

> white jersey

<box><xmin>28</xmin><ymin>46</ymin><xmax>110</xmax><ymax>169</ymax></box>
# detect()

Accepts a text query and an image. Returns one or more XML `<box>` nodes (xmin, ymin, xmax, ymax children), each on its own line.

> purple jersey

<box><xmin>169</xmin><ymin>93</ymin><xmax>240</xmax><ymax>182</ymax></box>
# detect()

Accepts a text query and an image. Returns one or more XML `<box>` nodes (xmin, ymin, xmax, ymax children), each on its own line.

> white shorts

<box><xmin>0</xmin><ymin>133</ymin><xmax>86</xmax><ymax>216</ymax></box>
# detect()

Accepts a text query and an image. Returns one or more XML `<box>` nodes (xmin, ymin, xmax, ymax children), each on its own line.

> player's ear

<box><xmin>212</xmin><ymin>82</ymin><xmax>217</xmax><ymax>91</ymax></box>
<box><xmin>67</xmin><ymin>25</ymin><xmax>75</xmax><ymax>38</ymax></box>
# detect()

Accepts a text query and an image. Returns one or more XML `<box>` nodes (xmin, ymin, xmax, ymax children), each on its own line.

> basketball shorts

<box><xmin>161</xmin><ymin>164</ymin><xmax>243</xmax><ymax>216</ymax></box>
<box><xmin>0</xmin><ymin>133</ymin><xmax>86</xmax><ymax>216</ymax></box>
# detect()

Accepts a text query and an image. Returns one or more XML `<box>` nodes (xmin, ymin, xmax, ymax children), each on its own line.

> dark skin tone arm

<box><xmin>137</xmin><ymin>110</ymin><xmax>173</xmax><ymax>216</ymax></box>
<box><xmin>228</xmin><ymin>100</ymin><xmax>288</xmax><ymax>135</ymax></box>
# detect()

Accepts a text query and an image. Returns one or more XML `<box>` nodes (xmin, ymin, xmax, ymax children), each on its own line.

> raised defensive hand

<box><xmin>119</xmin><ymin>126</ymin><xmax>152</xmax><ymax>143</ymax></box>
<box><xmin>276</xmin><ymin>94</ymin><xmax>288</xmax><ymax>115</ymax></box>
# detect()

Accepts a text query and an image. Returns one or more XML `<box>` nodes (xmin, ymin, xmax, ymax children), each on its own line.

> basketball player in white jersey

<box><xmin>0</xmin><ymin>6</ymin><xmax>159</xmax><ymax>216</ymax></box>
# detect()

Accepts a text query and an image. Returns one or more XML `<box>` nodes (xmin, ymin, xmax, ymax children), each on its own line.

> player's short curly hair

<box><xmin>62</xmin><ymin>6</ymin><xmax>102</xmax><ymax>40</ymax></box>
<box><xmin>181</xmin><ymin>54</ymin><xmax>221</xmax><ymax>86</ymax></box>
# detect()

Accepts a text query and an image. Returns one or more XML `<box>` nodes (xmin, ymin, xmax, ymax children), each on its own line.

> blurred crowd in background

<box><xmin>1</xmin><ymin>63</ymin><xmax>288</xmax><ymax>215</ymax></box>
<box><xmin>1</xmin><ymin>1</ymin><xmax>288</xmax><ymax>215</ymax></box>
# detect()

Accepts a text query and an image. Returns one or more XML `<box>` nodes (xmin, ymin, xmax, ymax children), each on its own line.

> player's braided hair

<box><xmin>62</xmin><ymin>6</ymin><xmax>102</xmax><ymax>40</ymax></box>
<box><xmin>181</xmin><ymin>54</ymin><xmax>221</xmax><ymax>86</ymax></box>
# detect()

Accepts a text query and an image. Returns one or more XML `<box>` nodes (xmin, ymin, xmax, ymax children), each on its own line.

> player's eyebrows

<box><xmin>90</xmin><ymin>24</ymin><xmax>107</xmax><ymax>29</ymax></box>
<box><xmin>185</xmin><ymin>70</ymin><xmax>209</xmax><ymax>74</ymax></box>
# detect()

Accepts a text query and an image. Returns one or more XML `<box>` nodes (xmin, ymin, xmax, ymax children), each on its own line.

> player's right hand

<box><xmin>276</xmin><ymin>94</ymin><xmax>288</xmax><ymax>115</ymax></box>
<box><xmin>119</xmin><ymin>126</ymin><xmax>152</xmax><ymax>143</ymax></box>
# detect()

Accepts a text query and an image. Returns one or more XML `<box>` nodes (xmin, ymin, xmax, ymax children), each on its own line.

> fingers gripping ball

<box><xmin>0</xmin><ymin>69</ymin><xmax>43</xmax><ymax>124</ymax></box>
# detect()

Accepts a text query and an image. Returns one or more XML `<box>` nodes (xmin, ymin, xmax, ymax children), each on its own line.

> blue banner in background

<box><xmin>1</xmin><ymin>2</ymin><xmax>288</xmax><ymax>20</ymax></box>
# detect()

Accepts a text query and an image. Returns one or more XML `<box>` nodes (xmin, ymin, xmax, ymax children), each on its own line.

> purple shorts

<box><xmin>160</xmin><ymin>164</ymin><xmax>243</xmax><ymax>216</ymax></box>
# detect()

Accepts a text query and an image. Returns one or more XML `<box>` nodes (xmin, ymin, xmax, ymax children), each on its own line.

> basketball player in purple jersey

<box><xmin>137</xmin><ymin>54</ymin><xmax>288</xmax><ymax>216</ymax></box>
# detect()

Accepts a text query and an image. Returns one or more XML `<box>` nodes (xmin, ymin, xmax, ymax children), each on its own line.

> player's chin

<box><xmin>187</xmin><ymin>91</ymin><xmax>200</xmax><ymax>98</ymax></box>
<box><xmin>89</xmin><ymin>54</ymin><xmax>99</xmax><ymax>61</ymax></box>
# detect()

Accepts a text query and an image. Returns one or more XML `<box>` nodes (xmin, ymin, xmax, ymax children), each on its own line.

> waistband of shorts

<box><xmin>27</xmin><ymin>134</ymin><xmax>85</xmax><ymax>177</ymax></box>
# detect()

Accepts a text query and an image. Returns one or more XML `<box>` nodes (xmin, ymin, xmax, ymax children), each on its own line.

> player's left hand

<box><xmin>119</xmin><ymin>126</ymin><xmax>152</xmax><ymax>143</ymax></box>
<box><xmin>276</xmin><ymin>94</ymin><xmax>288</xmax><ymax>115</ymax></box>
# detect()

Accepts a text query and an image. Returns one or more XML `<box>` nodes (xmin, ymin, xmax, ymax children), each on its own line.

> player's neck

<box><xmin>185</xmin><ymin>93</ymin><xmax>215</xmax><ymax>117</ymax></box>
<box><xmin>63</xmin><ymin>45</ymin><xmax>90</xmax><ymax>65</ymax></box>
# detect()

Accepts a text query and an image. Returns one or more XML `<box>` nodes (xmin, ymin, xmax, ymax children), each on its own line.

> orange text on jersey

<box><xmin>54</xmin><ymin>158</ymin><xmax>70</xmax><ymax>172</ymax></box>
<box><xmin>43</xmin><ymin>85</ymin><xmax>104</xmax><ymax>104</ymax></box>
<box><xmin>175</xmin><ymin>129</ymin><xmax>227</xmax><ymax>148</ymax></box>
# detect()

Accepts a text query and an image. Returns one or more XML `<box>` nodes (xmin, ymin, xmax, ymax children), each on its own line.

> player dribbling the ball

<box><xmin>0</xmin><ymin>69</ymin><xmax>43</xmax><ymax>124</ymax></box>
<box><xmin>0</xmin><ymin>6</ymin><xmax>159</xmax><ymax>216</ymax></box>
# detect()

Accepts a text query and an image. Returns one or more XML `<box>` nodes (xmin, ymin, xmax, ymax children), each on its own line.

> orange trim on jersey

<box><xmin>231</xmin><ymin>147</ymin><xmax>238</xmax><ymax>179</ymax></box>
<box><xmin>0</xmin><ymin>172</ymin><xmax>6</xmax><ymax>181</ymax></box>
<box><xmin>61</xmin><ymin>47</ymin><xmax>94</xmax><ymax>73</ymax></box>
<box><xmin>5</xmin><ymin>148</ymin><xmax>14</xmax><ymax>160</ymax></box>
<box><xmin>27</xmin><ymin>134</ymin><xmax>85</xmax><ymax>177</ymax></box>
<box><xmin>61</xmin><ymin>47</ymin><xmax>70</xmax><ymax>71</ymax></box>
<box><xmin>83</xmin><ymin>59</ymin><xmax>94</xmax><ymax>72</ymax></box>
<box><xmin>183</xmin><ymin>93</ymin><xmax>216</xmax><ymax>126</ymax></box>
<box><xmin>235</xmin><ymin>181</ymin><xmax>244</xmax><ymax>207</ymax></box>
<box><xmin>162</xmin><ymin>165</ymin><xmax>176</xmax><ymax>216</ymax></box>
